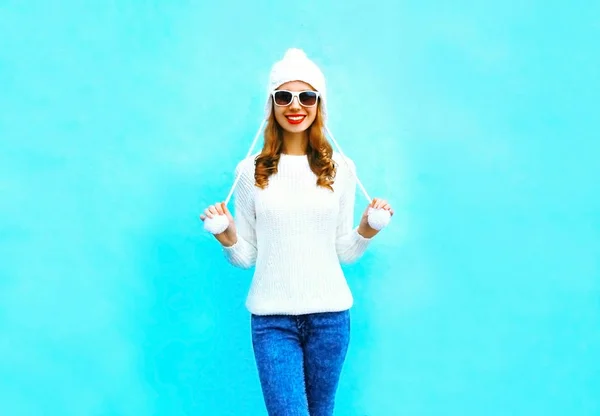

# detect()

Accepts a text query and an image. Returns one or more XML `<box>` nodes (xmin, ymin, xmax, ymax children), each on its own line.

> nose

<box><xmin>289</xmin><ymin>96</ymin><xmax>301</xmax><ymax>110</ymax></box>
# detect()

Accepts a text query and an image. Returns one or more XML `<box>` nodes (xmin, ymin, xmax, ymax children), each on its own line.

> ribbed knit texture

<box><xmin>222</xmin><ymin>152</ymin><xmax>371</xmax><ymax>316</ymax></box>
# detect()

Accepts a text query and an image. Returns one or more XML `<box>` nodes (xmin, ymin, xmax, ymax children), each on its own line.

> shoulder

<box><xmin>231</xmin><ymin>153</ymin><xmax>259</xmax><ymax>193</ymax></box>
<box><xmin>234</xmin><ymin>152</ymin><xmax>259</xmax><ymax>177</ymax></box>
<box><xmin>332</xmin><ymin>151</ymin><xmax>356</xmax><ymax>178</ymax></box>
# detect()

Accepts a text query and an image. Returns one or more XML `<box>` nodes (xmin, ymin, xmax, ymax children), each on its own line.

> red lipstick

<box><xmin>285</xmin><ymin>115</ymin><xmax>306</xmax><ymax>125</ymax></box>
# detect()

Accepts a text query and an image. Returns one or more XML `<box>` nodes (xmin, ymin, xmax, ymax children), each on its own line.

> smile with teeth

<box><xmin>285</xmin><ymin>114</ymin><xmax>306</xmax><ymax>124</ymax></box>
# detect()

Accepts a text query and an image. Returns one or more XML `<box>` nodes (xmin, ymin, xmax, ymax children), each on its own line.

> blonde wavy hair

<box><xmin>254</xmin><ymin>102</ymin><xmax>337</xmax><ymax>191</ymax></box>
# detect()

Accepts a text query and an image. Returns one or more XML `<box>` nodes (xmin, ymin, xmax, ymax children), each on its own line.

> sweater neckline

<box><xmin>280</xmin><ymin>153</ymin><xmax>308</xmax><ymax>161</ymax></box>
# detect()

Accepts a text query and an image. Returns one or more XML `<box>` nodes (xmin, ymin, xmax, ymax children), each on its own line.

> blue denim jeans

<box><xmin>251</xmin><ymin>310</ymin><xmax>351</xmax><ymax>416</ymax></box>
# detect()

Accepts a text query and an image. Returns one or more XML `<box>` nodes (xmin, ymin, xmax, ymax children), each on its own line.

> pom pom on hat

<box><xmin>264</xmin><ymin>48</ymin><xmax>327</xmax><ymax>121</ymax></box>
<box><xmin>282</xmin><ymin>48</ymin><xmax>308</xmax><ymax>61</ymax></box>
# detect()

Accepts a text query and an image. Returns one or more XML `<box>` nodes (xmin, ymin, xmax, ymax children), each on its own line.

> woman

<box><xmin>200</xmin><ymin>48</ymin><xmax>393</xmax><ymax>416</ymax></box>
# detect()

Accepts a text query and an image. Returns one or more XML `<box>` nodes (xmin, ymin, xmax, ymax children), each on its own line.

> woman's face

<box><xmin>272</xmin><ymin>81</ymin><xmax>319</xmax><ymax>134</ymax></box>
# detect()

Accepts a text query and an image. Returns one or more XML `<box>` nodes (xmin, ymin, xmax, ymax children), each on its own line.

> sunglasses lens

<box><xmin>274</xmin><ymin>91</ymin><xmax>293</xmax><ymax>106</ymax></box>
<box><xmin>299</xmin><ymin>91</ymin><xmax>318</xmax><ymax>106</ymax></box>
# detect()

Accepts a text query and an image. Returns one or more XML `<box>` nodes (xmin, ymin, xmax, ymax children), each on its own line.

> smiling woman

<box><xmin>199</xmin><ymin>48</ymin><xmax>394</xmax><ymax>415</ymax></box>
<box><xmin>272</xmin><ymin>86</ymin><xmax>319</xmax><ymax>130</ymax></box>
<box><xmin>256</xmin><ymin>79</ymin><xmax>334</xmax><ymax>191</ymax></box>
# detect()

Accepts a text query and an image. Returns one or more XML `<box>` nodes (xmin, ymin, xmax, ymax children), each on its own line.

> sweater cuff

<box><xmin>336</xmin><ymin>227</ymin><xmax>372</xmax><ymax>264</ymax></box>
<box><xmin>352</xmin><ymin>226</ymin><xmax>373</xmax><ymax>246</ymax></box>
<box><xmin>221</xmin><ymin>237</ymin><xmax>256</xmax><ymax>269</ymax></box>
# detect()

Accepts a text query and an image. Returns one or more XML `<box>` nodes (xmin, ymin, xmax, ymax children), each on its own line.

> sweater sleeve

<box><xmin>222</xmin><ymin>159</ymin><xmax>258</xmax><ymax>269</ymax></box>
<box><xmin>335</xmin><ymin>157</ymin><xmax>372</xmax><ymax>264</ymax></box>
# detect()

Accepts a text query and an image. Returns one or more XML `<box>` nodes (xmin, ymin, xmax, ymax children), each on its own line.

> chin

<box><xmin>283</xmin><ymin>124</ymin><xmax>309</xmax><ymax>134</ymax></box>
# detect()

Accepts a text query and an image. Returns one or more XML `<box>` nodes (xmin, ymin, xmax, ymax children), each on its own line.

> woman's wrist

<box><xmin>220</xmin><ymin>235</ymin><xmax>238</xmax><ymax>248</ymax></box>
<box><xmin>357</xmin><ymin>225</ymin><xmax>377</xmax><ymax>239</ymax></box>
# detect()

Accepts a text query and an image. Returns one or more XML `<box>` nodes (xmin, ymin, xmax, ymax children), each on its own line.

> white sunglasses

<box><xmin>272</xmin><ymin>90</ymin><xmax>320</xmax><ymax>107</ymax></box>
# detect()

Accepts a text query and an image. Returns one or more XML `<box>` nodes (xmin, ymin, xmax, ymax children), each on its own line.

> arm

<box><xmin>335</xmin><ymin>159</ymin><xmax>372</xmax><ymax>264</ymax></box>
<box><xmin>222</xmin><ymin>160</ymin><xmax>258</xmax><ymax>269</ymax></box>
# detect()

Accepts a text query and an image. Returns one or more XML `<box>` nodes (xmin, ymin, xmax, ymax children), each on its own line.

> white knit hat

<box><xmin>264</xmin><ymin>48</ymin><xmax>327</xmax><ymax>121</ymax></box>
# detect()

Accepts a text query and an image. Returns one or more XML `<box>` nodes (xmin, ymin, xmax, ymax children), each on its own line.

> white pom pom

<box><xmin>284</xmin><ymin>48</ymin><xmax>307</xmax><ymax>61</ymax></box>
<box><xmin>367</xmin><ymin>207</ymin><xmax>391</xmax><ymax>231</ymax></box>
<box><xmin>203</xmin><ymin>214</ymin><xmax>229</xmax><ymax>235</ymax></box>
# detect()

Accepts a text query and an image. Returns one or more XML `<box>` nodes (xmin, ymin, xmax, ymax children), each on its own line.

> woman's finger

<box><xmin>222</xmin><ymin>202</ymin><xmax>231</xmax><ymax>216</ymax></box>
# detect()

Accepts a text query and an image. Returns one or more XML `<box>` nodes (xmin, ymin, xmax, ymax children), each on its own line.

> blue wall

<box><xmin>1</xmin><ymin>1</ymin><xmax>598</xmax><ymax>415</ymax></box>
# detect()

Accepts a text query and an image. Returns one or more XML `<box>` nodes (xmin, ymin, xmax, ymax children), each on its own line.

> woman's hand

<box><xmin>200</xmin><ymin>202</ymin><xmax>238</xmax><ymax>247</ymax></box>
<box><xmin>357</xmin><ymin>198</ymin><xmax>394</xmax><ymax>239</ymax></box>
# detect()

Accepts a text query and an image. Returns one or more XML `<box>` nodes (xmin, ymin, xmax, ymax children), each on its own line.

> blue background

<box><xmin>1</xmin><ymin>1</ymin><xmax>599</xmax><ymax>415</ymax></box>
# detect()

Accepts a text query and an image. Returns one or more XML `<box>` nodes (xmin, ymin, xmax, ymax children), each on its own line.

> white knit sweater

<box><xmin>222</xmin><ymin>152</ymin><xmax>372</xmax><ymax>316</ymax></box>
